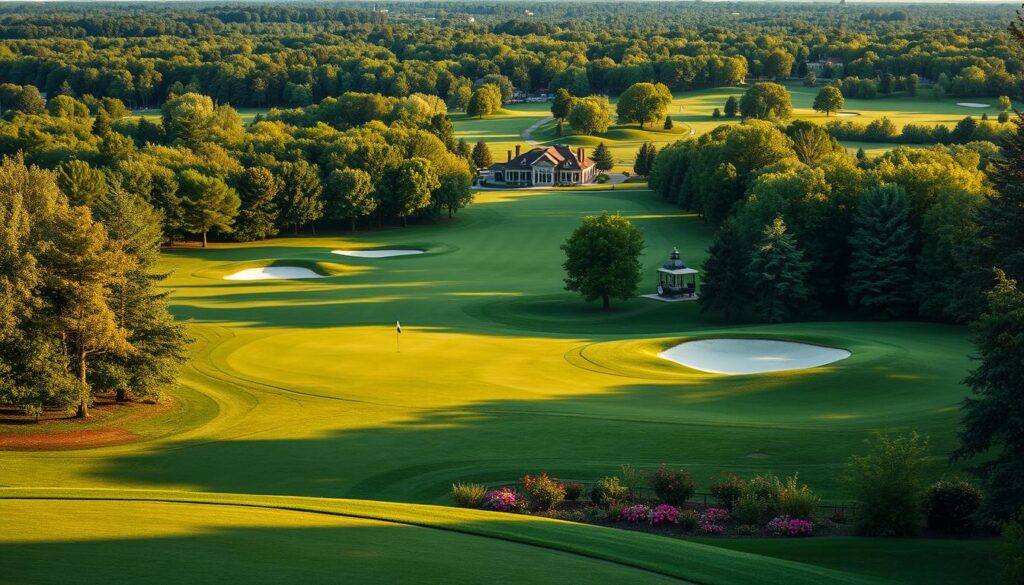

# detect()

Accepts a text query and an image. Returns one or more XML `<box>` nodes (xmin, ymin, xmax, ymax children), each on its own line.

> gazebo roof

<box><xmin>659</xmin><ymin>247</ymin><xmax>697</xmax><ymax>274</ymax></box>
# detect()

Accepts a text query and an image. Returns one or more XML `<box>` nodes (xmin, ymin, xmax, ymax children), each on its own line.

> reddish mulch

<box><xmin>0</xmin><ymin>427</ymin><xmax>139</xmax><ymax>450</ymax></box>
<box><xmin>0</xmin><ymin>394</ymin><xmax>176</xmax><ymax>451</ymax></box>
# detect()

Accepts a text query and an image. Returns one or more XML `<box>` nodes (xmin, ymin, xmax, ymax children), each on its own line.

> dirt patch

<box><xmin>0</xmin><ymin>427</ymin><xmax>139</xmax><ymax>450</ymax></box>
<box><xmin>746</xmin><ymin>451</ymin><xmax>770</xmax><ymax>459</ymax></box>
<box><xmin>0</xmin><ymin>394</ymin><xmax>176</xmax><ymax>451</ymax></box>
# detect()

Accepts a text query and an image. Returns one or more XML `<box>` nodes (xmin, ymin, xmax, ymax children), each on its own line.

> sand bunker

<box><xmin>835</xmin><ymin>111</ymin><xmax>861</xmax><ymax>117</ymax></box>
<box><xmin>332</xmin><ymin>249</ymin><xmax>424</xmax><ymax>258</ymax></box>
<box><xmin>224</xmin><ymin>267</ymin><xmax>324</xmax><ymax>281</ymax></box>
<box><xmin>957</xmin><ymin>102</ymin><xmax>990</xmax><ymax>108</ymax></box>
<box><xmin>658</xmin><ymin>338</ymin><xmax>850</xmax><ymax>375</ymax></box>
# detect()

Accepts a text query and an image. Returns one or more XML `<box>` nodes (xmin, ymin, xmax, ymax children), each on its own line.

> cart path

<box><xmin>522</xmin><ymin>116</ymin><xmax>554</xmax><ymax>145</ymax></box>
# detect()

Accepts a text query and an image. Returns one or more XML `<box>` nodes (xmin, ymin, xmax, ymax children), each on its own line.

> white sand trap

<box><xmin>835</xmin><ymin>111</ymin><xmax>861</xmax><ymax>117</ymax></box>
<box><xmin>332</xmin><ymin>249</ymin><xmax>424</xmax><ymax>258</ymax></box>
<box><xmin>957</xmin><ymin>102</ymin><xmax>991</xmax><ymax>108</ymax></box>
<box><xmin>224</xmin><ymin>267</ymin><xmax>324</xmax><ymax>281</ymax></box>
<box><xmin>658</xmin><ymin>338</ymin><xmax>851</xmax><ymax>375</ymax></box>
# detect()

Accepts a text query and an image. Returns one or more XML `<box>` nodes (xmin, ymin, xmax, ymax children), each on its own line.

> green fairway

<box><xmin>454</xmin><ymin>86</ymin><xmax>1022</xmax><ymax>170</ymax></box>
<box><xmin>0</xmin><ymin>186</ymin><xmax>984</xmax><ymax>583</ymax></box>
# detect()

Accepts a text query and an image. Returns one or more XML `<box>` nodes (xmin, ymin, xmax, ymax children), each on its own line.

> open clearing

<box><xmin>0</xmin><ymin>186</ymin><xmax>995</xmax><ymax>584</ymax></box>
<box><xmin>658</xmin><ymin>339</ymin><xmax>851</xmax><ymax>375</ymax></box>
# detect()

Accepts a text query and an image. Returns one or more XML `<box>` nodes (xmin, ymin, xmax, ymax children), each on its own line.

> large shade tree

<box><xmin>739</xmin><ymin>82</ymin><xmax>793</xmax><ymax>120</ymax></box>
<box><xmin>561</xmin><ymin>213</ymin><xmax>645</xmax><ymax>309</ymax></box>
<box><xmin>616</xmin><ymin>82</ymin><xmax>673</xmax><ymax>128</ymax></box>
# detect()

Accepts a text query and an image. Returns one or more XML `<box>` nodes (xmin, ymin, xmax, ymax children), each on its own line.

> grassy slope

<box><xmin>0</xmin><ymin>187</ymin><xmax>987</xmax><ymax>583</ymax></box>
<box><xmin>0</xmin><ymin>489</ymin><xmax>904</xmax><ymax>585</ymax></box>
<box><xmin>457</xmin><ymin>86</ymin><xmax>1023</xmax><ymax>168</ymax></box>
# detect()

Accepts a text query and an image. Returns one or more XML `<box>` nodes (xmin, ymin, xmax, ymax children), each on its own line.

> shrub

<box><xmin>701</xmin><ymin>507</ymin><xmax>731</xmax><ymax>524</ymax></box>
<box><xmin>651</xmin><ymin>504</ymin><xmax>680</xmax><ymax>525</ymax></box>
<box><xmin>622</xmin><ymin>504</ymin><xmax>651</xmax><ymax>523</ymax></box>
<box><xmin>621</xmin><ymin>464</ymin><xmax>650</xmax><ymax>497</ymax></box>
<box><xmin>778</xmin><ymin>474</ymin><xmax>820</xmax><ymax>519</ymax></box>
<box><xmin>700</xmin><ymin>522</ymin><xmax>727</xmax><ymax>535</ymax></box>
<box><xmin>595</xmin><ymin>174</ymin><xmax>610</xmax><ymax>184</ymax></box>
<box><xmin>735</xmin><ymin>524</ymin><xmax>760</xmax><ymax>536</ymax></box>
<box><xmin>451</xmin><ymin>482</ymin><xmax>487</xmax><ymax>508</ymax></box>
<box><xmin>522</xmin><ymin>472</ymin><xmax>566</xmax><ymax>511</ymax></box>
<box><xmin>607</xmin><ymin>502</ymin><xmax>625</xmax><ymax>522</ymax></box>
<box><xmin>924</xmin><ymin>477</ymin><xmax>982</xmax><ymax>534</ymax></box>
<box><xmin>483</xmin><ymin>487</ymin><xmax>524</xmax><ymax>513</ymax></box>
<box><xmin>592</xmin><ymin>476</ymin><xmax>629</xmax><ymax>505</ymax></box>
<box><xmin>1000</xmin><ymin>511</ymin><xmax>1024</xmax><ymax>584</ymax></box>
<box><xmin>734</xmin><ymin>493</ymin><xmax>771</xmax><ymax>525</ymax></box>
<box><xmin>650</xmin><ymin>465</ymin><xmax>696</xmax><ymax>506</ymax></box>
<box><xmin>564</xmin><ymin>481</ymin><xmax>584</xmax><ymax>501</ymax></box>
<box><xmin>711</xmin><ymin>473</ymin><xmax>746</xmax><ymax>510</ymax></box>
<box><xmin>847</xmin><ymin>433</ymin><xmax>929</xmax><ymax>537</ymax></box>
<box><xmin>679</xmin><ymin>509</ymin><xmax>700</xmax><ymax>530</ymax></box>
<box><xmin>767</xmin><ymin>515</ymin><xmax>814</xmax><ymax>537</ymax></box>
<box><xmin>746</xmin><ymin>473</ymin><xmax>782</xmax><ymax>502</ymax></box>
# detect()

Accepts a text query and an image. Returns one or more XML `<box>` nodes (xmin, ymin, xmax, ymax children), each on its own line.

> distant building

<box><xmin>807</xmin><ymin>57</ymin><xmax>845</xmax><ymax>74</ymax></box>
<box><xmin>490</xmin><ymin>145</ymin><xmax>598</xmax><ymax>186</ymax></box>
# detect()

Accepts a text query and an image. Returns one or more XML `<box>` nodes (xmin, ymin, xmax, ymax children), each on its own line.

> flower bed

<box><xmin>452</xmin><ymin>469</ymin><xmax>850</xmax><ymax>539</ymax></box>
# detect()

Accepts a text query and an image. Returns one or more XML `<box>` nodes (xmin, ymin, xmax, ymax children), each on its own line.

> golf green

<box><xmin>0</xmin><ymin>186</ymin><xmax>989</xmax><ymax>583</ymax></box>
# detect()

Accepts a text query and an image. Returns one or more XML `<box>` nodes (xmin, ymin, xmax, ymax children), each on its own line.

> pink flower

<box><xmin>767</xmin><ymin>515</ymin><xmax>814</xmax><ymax>536</ymax></box>
<box><xmin>622</xmin><ymin>504</ymin><xmax>652</xmax><ymax>523</ymax></box>
<box><xmin>651</xmin><ymin>504</ymin><xmax>680</xmax><ymax>525</ymax></box>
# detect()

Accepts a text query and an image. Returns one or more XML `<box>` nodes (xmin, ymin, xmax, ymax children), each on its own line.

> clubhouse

<box><xmin>490</xmin><ymin>144</ymin><xmax>598</xmax><ymax>186</ymax></box>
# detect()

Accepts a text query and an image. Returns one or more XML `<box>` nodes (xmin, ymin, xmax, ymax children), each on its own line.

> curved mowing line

<box><xmin>1</xmin><ymin>490</ymin><xmax>694</xmax><ymax>583</ymax></box>
<box><xmin>0</xmin><ymin>489</ymin><xmax>882</xmax><ymax>585</ymax></box>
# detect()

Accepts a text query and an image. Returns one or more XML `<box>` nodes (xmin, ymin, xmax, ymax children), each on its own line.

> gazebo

<box><xmin>656</xmin><ymin>247</ymin><xmax>698</xmax><ymax>299</ymax></box>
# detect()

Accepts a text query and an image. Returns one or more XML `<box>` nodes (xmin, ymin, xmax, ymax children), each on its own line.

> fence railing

<box><xmin>496</xmin><ymin>480</ymin><xmax>859</xmax><ymax>519</ymax></box>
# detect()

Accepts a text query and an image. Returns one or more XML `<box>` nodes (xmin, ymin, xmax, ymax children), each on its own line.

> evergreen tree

<box><xmin>91</xmin><ymin>109</ymin><xmax>112</xmax><ymax>137</ymax></box>
<box><xmin>846</xmin><ymin>185</ymin><xmax>916</xmax><ymax>318</ymax></box>
<box><xmin>724</xmin><ymin>95</ymin><xmax>739</xmax><ymax>118</ymax></box>
<box><xmin>325</xmin><ymin>168</ymin><xmax>376</xmax><ymax>230</ymax></box>
<box><xmin>56</xmin><ymin>160</ymin><xmax>107</xmax><ymax>207</ymax></box>
<box><xmin>663</xmin><ymin>115</ymin><xmax>674</xmax><ymax>130</ymax></box>
<box><xmin>699</xmin><ymin>219</ymin><xmax>751</xmax><ymax>322</ymax></box>
<box><xmin>592</xmin><ymin>142</ymin><xmax>614</xmax><ymax>172</ymax></box>
<box><xmin>455</xmin><ymin>138</ymin><xmax>471</xmax><ymax>159</ymax></box>
<box><xmin>746</xmin><ymin>217</ymin><xmax>811</xmax><ymax>323</ymax></box>
<box><xmin>561</xmin><ymin>213</ymin><xmax>644</xmax><ymax>309</ymax></box>
<box><xmin>471</xmin><ymin>140</ymin><xmax>493</xmax><ymax>169</ymax></box>
<box><xmin>712</xmin><ymin>108</ymin><xmax>721</xmax><ymax>119</ymax></box>
<box><xmin>234</xmin><ymin>167</ymin><xmax>280</xmax><ymax>241</ymax></box>
<box><xmin>633</xmin><ymin>142</ymin><xmax>656</xmax><ymax>176</ymax></box>
<box><xmin>954</xmin><ymin>271</ymin><xmax>1024</xmax><ymax>519</ymax></box>
<box><xmin>178</xmin><ymin>170</ymin><xmax>240</xmax><ymax>247</ymax></box>
<box><xmin>277</xmin><ymin>160</ymin><xmax>324</xmax><ymax>234</ymax></box>
<box><xmin>37</xmin><ymin>204</ymin><xmax>134</xmax><ymax>417</ymax></box>
<box><xmin>92</xmin><ymin>187</ymin><xmax>190</xmax><ymax>403</ymax></box>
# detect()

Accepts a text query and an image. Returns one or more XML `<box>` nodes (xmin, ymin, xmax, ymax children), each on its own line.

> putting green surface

<box><xmin>0</xmin><ymin>187</ymin><xmax>986</xmax><ymax>583</ymax></box>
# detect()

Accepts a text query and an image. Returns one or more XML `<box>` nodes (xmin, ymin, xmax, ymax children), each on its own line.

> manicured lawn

<box><xmin>455</xmin><ymin>86</ymin><xmax>1022</xmax><ymax>171</ymax></box>
<box><xmin>0</xmin><ymin>186</ymin><xmax>986</xmax><ymax>583</ymax></box>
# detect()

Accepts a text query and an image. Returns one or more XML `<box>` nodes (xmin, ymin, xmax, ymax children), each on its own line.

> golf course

<box><xmin>0</xmin><ymin>184</ymin><xmax>998</xmax><ymax>584</ymax></box>
<box><xmin>455</xmin><ymin>84</ymin><xmax>1022</xmax><ymax>166</ymax></box>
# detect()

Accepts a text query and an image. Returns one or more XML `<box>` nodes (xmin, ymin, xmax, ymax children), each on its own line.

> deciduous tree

<box><xmin>561</xmin><ymin>213</ymin><xmax>644</xmax><ymax>309</ymax></box>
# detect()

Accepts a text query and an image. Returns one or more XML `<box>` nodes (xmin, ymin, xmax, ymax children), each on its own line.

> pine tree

<box><xmin>92</xmin><ymin>186</ymin><xmax>190</xmax><ymax>403</ymax></box>
<box><xmin>633</xmin><ymin>142</ymin><xmax>656</xmax><ymax>177</ymax></box>
<box><xmin>724</xmin><ymin>96</ymin><xmax>739</xmax><ymax>118</ymax></box>
<box><xmin>699</xmin><ymin>219</ymin><xmax>751</xmax><ymax>321</ymax></box>
<box><xmin>954</xmin><ymin>271</ymin><xmax>1024</xmax><ymax>518</ymax></box>
<box><xmin>471</xmin><ymin>141</ymin><xmax>493</xmax><ymax>169</ymax></box>
<box><xmin>56</xmin><ymin>160</ymin><xmax>108</xmax><ymax>208</ymax></box>
<box><xmin>178</xmin><ymin>170</ymin><xmax>240</xmax><ymax>247</ymax></box>
<box><xmin>234</xmin><ymin>167</ymin><xmax>280</xmax><ymax>241</ymax></box>
<box><xmin>846</xmin><ymin>185</ymin><xmax>916</xmax><ymax>318</ymax></box>
<box><xmin>663</xmin><ymin>115</ymin><xmax>674</xmax><ymax>130</ymax></box>
<box><xmin>592</xmin><ymin>142</ymin><xmax>614</xmax><ymax>172</ymax></box>
<box><xmin>91</xmin><ymin>109</ymin><xmax>112</xmax><ymax>137</ymax></box>
<box><xmin>746</xmin><ymin>217</ymin><xmax>812</xmax><ymax>323</ymax></box>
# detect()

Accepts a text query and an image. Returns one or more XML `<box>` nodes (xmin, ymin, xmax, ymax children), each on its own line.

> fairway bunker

<box><xmin>224</xmin><ymin>267</ymin><xmax>324</xmax><ymax>281</ymax></box>
<box><xmin>835</xmin><ymin>111</ymin><xmax>861</xmax><ymax>117</ymax></box>
<box><xmin>332</xmin><ymin>249</ymin><xmax>424</xmax><ymax>258</ymax></box>
<box><xmin>658</xmin><ymin>338</ymin><xmax>850</xmax><ymax>375</ymax></box>
<box><xmin>957</xmin><ymin>102</ymin><xmax>991</xmax><ymax>108</ymax></box>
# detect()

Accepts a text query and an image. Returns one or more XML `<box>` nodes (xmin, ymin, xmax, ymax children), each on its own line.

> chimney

<box><xmin>577</xmin><ymin>147</ymin><xmax>584</xmax><ymax>162</ymax></box>
<box><xmin>507</xmin><ymin>149</ymin><xmax>512</xmax><ymax>162</ymax></box>
<box><xmin>515</xmin><ymin>145</ymin><xmax>521</xmax><ymax>157</ymax></box>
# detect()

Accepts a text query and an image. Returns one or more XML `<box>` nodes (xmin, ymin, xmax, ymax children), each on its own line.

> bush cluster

<box><xmin>924</xmin><ymin>478</ymin><xmax>982</xmax><ymax>534</ymax></box>
<box><xmin>649</xmin><ymin>465</ymin><xmax>696</xmax><ymax>506</ymax></box>
<box><xmin>522</xmin><ymin>472</ymin><xmax>566</xmax><ymax>511</ymax></box>
<box><xmin>451</xmin><ymin>482</ymin><xmax>487</xmax><ymax>508</ymax></box>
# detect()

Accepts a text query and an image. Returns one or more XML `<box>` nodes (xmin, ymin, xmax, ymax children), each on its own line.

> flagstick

<box><xmin>397</xmin><ymin>329</ymin><xmax>400</xmax><ymax>353</ymax></box>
